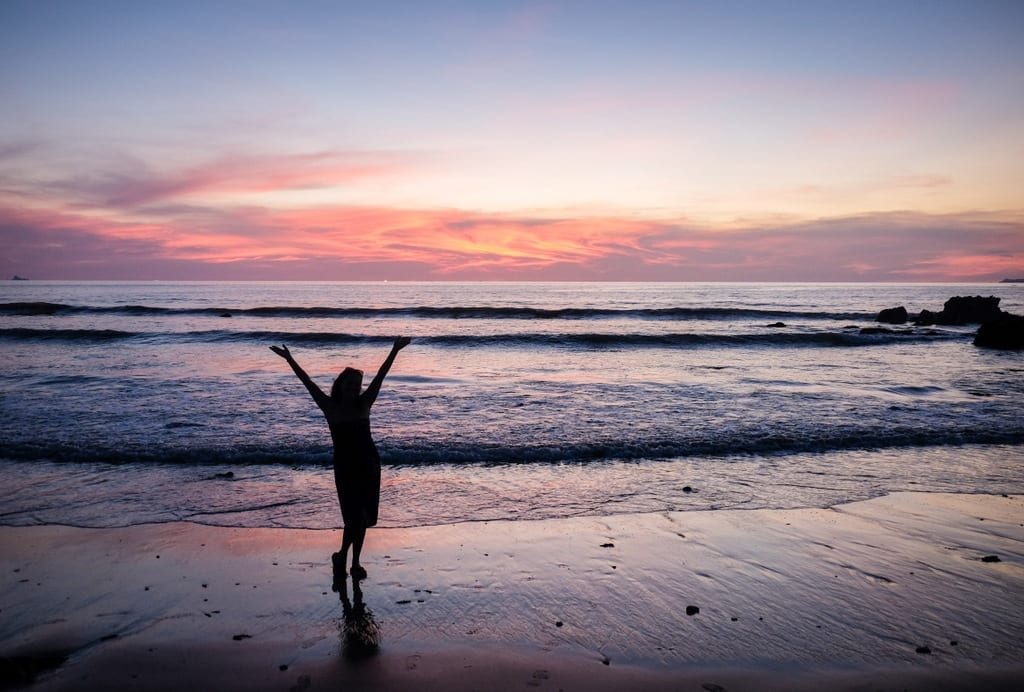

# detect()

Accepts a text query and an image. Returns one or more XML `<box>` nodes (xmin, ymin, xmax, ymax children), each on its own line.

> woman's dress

<box><xmin>330</xmin><ymin>418</ymin><xmax>381</xmax><ymax>527</ymax></box>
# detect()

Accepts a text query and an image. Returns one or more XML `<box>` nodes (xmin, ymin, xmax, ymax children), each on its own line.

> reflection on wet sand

<box><xmin>333</xmin><ymin>560</ymin><xmax>380</xmax><ymax>659</ymax></box>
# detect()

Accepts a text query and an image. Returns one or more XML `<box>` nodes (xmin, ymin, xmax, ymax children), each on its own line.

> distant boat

<box><xmin>1000</xmin><ymin>278</ymin><xmax>1024</xmax><ymax>283</ymax></box>
<box><xmin>11</xmin><ymin>275</ymin><xmax>29</xmax><ymax>280</ymax></box>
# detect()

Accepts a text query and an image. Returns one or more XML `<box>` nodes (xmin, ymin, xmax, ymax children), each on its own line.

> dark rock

<box><xmin>859</xmin><ymin>327</ymin><xmax>901</xmax><ymax>335</ymax></box>
<box><xmin>600</xmin><ymin>542</ymin><xmax>614</xmax><ymax>548</ymax></box>
<box><xmin>916</xmin><ymin>297</ymin><xmax>1006</xmax><ymax>326</ymax></box>
<box><xmin>220</xmin><ymin>312</ymin><xmax>232</xmax><ymax>318</ymax></box>
<box><xmin>686</xmin><ymin>605</ymin><xmax>700</xmax><ymax>616</ymax></box>
<box><xmin>938</xmin><ymin>296</ymin><xmax>1003</xmax><ymax>325</ymax></box>
<box><xmin>232</xmin><ymin>634</ymin><xmax>252</xmax><ymax>641</ymax></box>
<box><xmin>279</xmin><ymin>664</ymin><xmax>288</xmax><ymax>671</ymax></box>
<box><xmin>974</xmin><ymin>314</ymin><xmax>1024</xmax><ymax>350</ymax></box>
<box><xmin>915</xmin><ymin>645</ymin><xmax>931</xmax><ymax>654</ymax></box>
<box><xmin>214</xmin><ymin>471</ymin><xmax>234</xmax><ymax>479</ymax></box>
<box><xmin>555</xmin><ymin>621</ymin><xmax>563</xmax><ymax>627</ymax></box>
<box><xmin>683</xmin><ymin>486</ymin><xmax>693</xmax><ymax>492</ymax></box>
<box><xmin>876</xmin><ymin>306</ymin><xmax>908</xmax><ymax>324</ymax></box>
<box><xmin>981</xmin><ymin>555</ymin><xmax>1001</xmax><ymax>563</ymax></box>
<box><xmin>766</xmin><ymin>322</ymin><xmax>786</xmax><ymax>328</ymax></box>
<box><xmin>950</xmin><ymin>640</ymin><xmax>958</xmax><ymax>646</ymax></box>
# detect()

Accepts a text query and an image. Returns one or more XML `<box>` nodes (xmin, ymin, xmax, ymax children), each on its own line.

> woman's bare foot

<box><xmin>331</xmin><ymin>552</ymin><xmax>347</xmax><ymax>574</ymax></box>
<box><xmin>350</xmin><ymin>564</ymin><xmax>367</xmax><ymax>580</ymax></box>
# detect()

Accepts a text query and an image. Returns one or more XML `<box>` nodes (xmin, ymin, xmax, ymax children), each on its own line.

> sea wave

<box><xmin>3</xmin><ymin>427</ymin><xmax>1020</xmax><ymax>467</ymax></box>
<box><xmin>0</xmin><ymin>301</ymin><xmax>874</xmax><ymax>321</ymax></box>
<box><xmin>0</xmin><ymin>326</ymin><xmax>966</xmax><ymax>347</ymax></box>
<box><xmin>0</xmin><ymin>327</ymin><xmax>137</xmax><ymax>341</ymax></box>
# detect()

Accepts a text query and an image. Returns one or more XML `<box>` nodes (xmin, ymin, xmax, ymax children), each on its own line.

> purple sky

<box><xmin>2</xmin><ymin>1</ymin><xmax>1022</xmax><ymax>280</ymax></box>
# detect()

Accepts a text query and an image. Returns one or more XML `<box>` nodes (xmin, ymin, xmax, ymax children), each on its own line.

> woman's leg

<box><xmin>350</xmin><ymin>526</ymin><xmax>367</xmax><ymax>578</ymax></box>
<box><xmin>335</xmin><ymin>526</ymin><xmax>353</xmax><ymax>573</ymax></box>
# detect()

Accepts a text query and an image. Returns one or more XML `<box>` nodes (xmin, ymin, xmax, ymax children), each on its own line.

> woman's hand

<box><xmin>393</xmin><ymin>336</ymin><xmax>411</xmax><ymax>351</ymax></box>
<box><xmin>269</xmin><ymin>344</ymin><xmax>292</xmax><ymax>360</ymax></box>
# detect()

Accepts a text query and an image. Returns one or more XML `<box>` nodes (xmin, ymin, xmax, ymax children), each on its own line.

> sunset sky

<box><xmin>2</xmin><ymin>1</ymin><xmax>1022</xmax><ymax>281</ymax></box>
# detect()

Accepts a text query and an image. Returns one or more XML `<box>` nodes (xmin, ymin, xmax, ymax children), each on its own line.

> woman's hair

<box><xmin>331</xmin><ymin>367</ymin><xmax>363</xmax><ymax>399</ymax></box>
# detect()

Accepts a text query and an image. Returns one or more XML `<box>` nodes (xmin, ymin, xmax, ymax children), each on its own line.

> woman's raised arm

<box><xmin>361</xmin><ymin>337</ymin><xmax>411</xmax><ymax>408</ymax></box>
<box><xmin>270</xmin><ymin>345</ymin><xmax>330</xmax><ymax>410</ymax></box>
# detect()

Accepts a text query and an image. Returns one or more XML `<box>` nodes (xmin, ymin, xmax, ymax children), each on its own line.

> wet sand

<box><xmin>2</xmin><ymin>492</ymin><xmax>1022</xmax><ymax>691</ymax></box>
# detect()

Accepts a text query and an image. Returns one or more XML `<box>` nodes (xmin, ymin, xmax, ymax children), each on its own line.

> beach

<box><xmin>3</xmin><ymin>492</ymin><xmax>1022</xmax><ymax>691</ymax></box>
<box><xmin>5</xmin><ymin>0</ymin><xmax>1024</xmax><ymax>683</ymax></box>
<box><xmin>3</xmin><ymin>282</ymin><xmax>1024</xmax><ymax>689</ymax></box>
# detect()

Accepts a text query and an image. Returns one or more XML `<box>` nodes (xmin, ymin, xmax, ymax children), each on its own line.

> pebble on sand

<box><xmin>686</xmin><ymin>605</ymin><xmax>700</xmax><ymax>616</ymax></box>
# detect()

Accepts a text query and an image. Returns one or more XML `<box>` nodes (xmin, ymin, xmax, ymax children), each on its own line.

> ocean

<box><xmin>1</xmin><ymin>281</ymin><xmax>1022</xmax><ymax>530</ymax></box>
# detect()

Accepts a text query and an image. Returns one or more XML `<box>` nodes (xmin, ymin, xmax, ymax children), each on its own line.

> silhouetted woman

<box><xmin>271</xmin><ymin>337</ymin><xmax>410</xmax><ymax>579</ymax></box>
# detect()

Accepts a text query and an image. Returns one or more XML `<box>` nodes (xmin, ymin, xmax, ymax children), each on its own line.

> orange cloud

<box><xmin>4</xmin><ymin>197</ymin><xmax>1023</xmax><ymax>282</ymax></box>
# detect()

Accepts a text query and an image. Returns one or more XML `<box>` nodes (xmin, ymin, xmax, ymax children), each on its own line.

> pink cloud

<box><xmin>2</xmin><ymin>200</ymin><xmax>1022</xmax><ymax>282</ymax></box>
<box><xmin>43</xmin><ymin>150</ymin><xmax>416</xmax><ymax>208</ymax></box>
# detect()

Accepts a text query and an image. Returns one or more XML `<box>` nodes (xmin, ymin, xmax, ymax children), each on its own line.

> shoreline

<box><xmin>4</xmin><ymin>442</ymin><xmax>1023</xmax><ymax>531</ymax></box>
<box><xmin>2</xmin><ymin>492</ymin><xmax>1022</xmax><ymax>690</ymax></box>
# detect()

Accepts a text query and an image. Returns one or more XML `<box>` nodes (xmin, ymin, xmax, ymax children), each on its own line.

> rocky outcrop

<box><xmin>914</xmin><ymin>296</ymin><xmax>1005</xmax><ymax>326</ymax></box>
<box><xmin>876</xmin><ymin>306</ymin><xmax>908</xmax><ymax>324</ymax></box>
<box><xmin>974</xmin><ymin>314</ymin><xmax>1024</xmax><ymax>350</ymax></box>
<box><xmin>939</xmin><ymin>296</ymin><xmax>1004</xmax><ymax>324</ymax></box>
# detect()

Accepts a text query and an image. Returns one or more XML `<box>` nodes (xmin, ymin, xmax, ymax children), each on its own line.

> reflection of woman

<box><xmin>337</xmin><ymin>570</ymin><xmax>381</xmax><ymax>659</ymax></box>
<box><xmin>271</xmin><ymin>337</ymin><xmax>410</xmax><ymax>579</ymax></box>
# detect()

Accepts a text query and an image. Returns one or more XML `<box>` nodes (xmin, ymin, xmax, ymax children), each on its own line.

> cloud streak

<box><xmin>46</xmin><ymin>150</ymin><xmax>417</xmax><ymax>208</ymax></box>
<box><xmin>3</xmin><ymin>198</ymin><xmax>1021</xmax><ymax>282</ymax></box>
<box><xmin>2</xmin><ymin>137</ymin><xmax>1021</xmax><ymax>282</ymax></box>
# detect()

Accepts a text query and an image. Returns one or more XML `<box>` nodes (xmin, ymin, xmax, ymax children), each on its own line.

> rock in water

<box><xmin>876</xmin><ymin>306</ymin><xmax>908</xmax><ymax>324</ymax></box>
<box><xmin>974</xmin><ymin>315</ymin><xmax>1024</xmax><ymax>350</ymax></box>
<box><xmin>686</xmin><ymin>605</ymin><xmax>700</xmax><ymax>615</ymax></box>
<box><xmin>937</xmin><ymin>296</ymin><xmax>1004</xmax><ymax>325</ymax></box>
